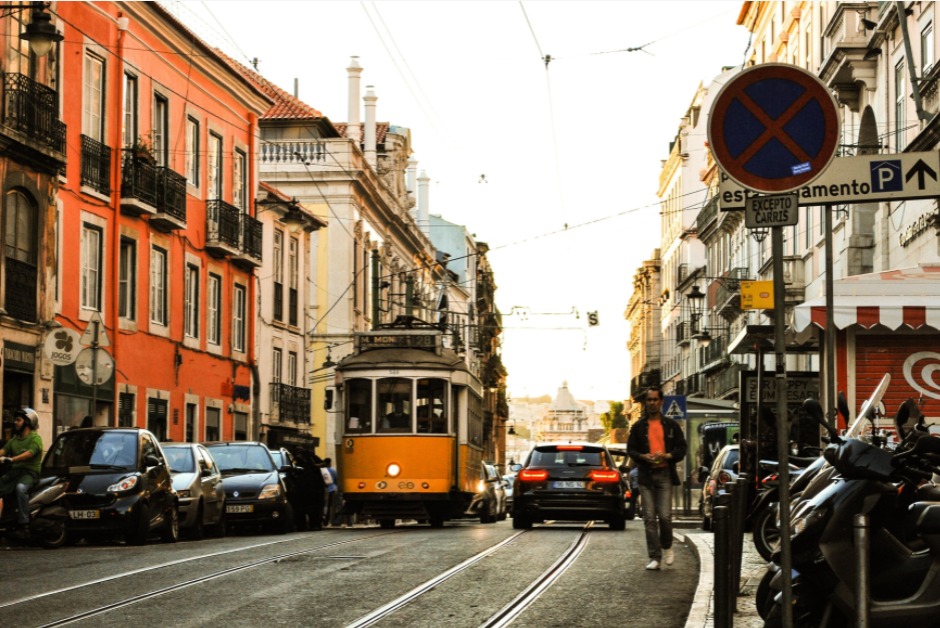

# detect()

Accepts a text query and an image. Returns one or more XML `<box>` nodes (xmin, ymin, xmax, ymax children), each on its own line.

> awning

<box><xmin>793</xmin><ymin>263</ymin><xmax>940</xmax><ymax>332</ymax></box>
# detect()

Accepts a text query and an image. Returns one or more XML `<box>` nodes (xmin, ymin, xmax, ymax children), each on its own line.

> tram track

<box><xmin>345</xmin><ymin>521</ymin><xmax>595</xmax><ymax>628</ymax></box>
<box><xmin>3</xmin><ymin>531</ymin><xmax>397</xmax><ymax>626</ymax></box>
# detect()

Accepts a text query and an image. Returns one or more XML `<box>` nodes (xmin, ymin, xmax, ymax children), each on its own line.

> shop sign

<box><xmin>3</xmin><ymin>341</ymin><xmax>36</xmax><ymax>373</ymax></box>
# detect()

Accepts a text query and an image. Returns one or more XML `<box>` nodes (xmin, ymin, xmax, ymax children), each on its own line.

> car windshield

<box><xmin>163</xmin><ymin>447</ymin><xmax>195</xmax><ymax>473</ymax></box>
<box><xmin>44</xmin><ymin>431</ymin><xmax>138</xmax><ymax>470</ymax></box>
<box><xmin>270</xmin><ymin>450</ymin><xmax>285</xmax><ymax>467</ymax></box>
<box><xmin>529</xmin><ymin>447</ymin><xmax>608</xmax><ymax>467</ymax></box>
<box><xmin>207</xmin><ymin>444</ymin><xmax>275</xmax><ymax>472</ymax></box>
<box><xmin>722</xmin><ymin>449</ymin><xmax>739</xmax><ymax>470</ymax></box>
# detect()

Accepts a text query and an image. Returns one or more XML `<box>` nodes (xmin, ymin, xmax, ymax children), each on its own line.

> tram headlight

<box><xmin>387</xmin><ymin>463</ymin><xmax>402</xmax><ymax>478</ymax></box>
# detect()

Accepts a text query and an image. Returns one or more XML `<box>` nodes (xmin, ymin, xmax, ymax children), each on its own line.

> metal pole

<box><xmin>855</xmin><ymin>514</ymin><xmax>870</xmax><ymax>628</ymax></box>
<box><xmin>732</xmin><ymin>474</ymin><xmax>749</xmax><ymax>596</ymax></box>
<box><xmin>772</xmin><ymin>225</ymin><xmax>793</xmax><ymax>626</ymax></box>
<box><xmin>713</xmin><ymin>503</ymin><xmax>732</xmax><ymax>628</ymax></box>
<box><xmin>91</xmin><ymin>319</ymin><xmax>99</xmax><ymax>425</ymax></box>
<box><xmin>825</xmin><ymin>207</ymin><xmax>837</xmax><ymax>429</ymax></box>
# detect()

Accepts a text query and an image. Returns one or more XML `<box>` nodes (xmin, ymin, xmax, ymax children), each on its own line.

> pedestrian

<box><xmin>292</xmin><ymin>448</ymin><xmax>326</xmax><ymax>531</ymax></box>
<box><xmin>627</xmin><ymin>385</ymin><xmax>687</xmax><ymax>571</ymax></box>
<box><xmin>323</xmin><ymin>457</ymin><xmax>338</xmax><ymax>526</ymax></box>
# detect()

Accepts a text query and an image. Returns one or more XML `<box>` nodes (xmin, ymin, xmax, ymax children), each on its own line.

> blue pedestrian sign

<box><xmin>708</xmin><ymin>64</ymin><xmax>840</xmax><ymax>194</ymax></box>
<box><xmin>663</xmin><ymin>395</ymin><xmax>687</xmax><ymax>421</ymax></box>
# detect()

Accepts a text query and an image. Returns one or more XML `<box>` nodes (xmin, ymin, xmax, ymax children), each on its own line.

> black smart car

<box><xmin>512</xmin><ymin>442</ymin><xmax>626</xmax><ymax>530</ymax></box>
<box><xmin>205</xmin><ymin>441</ymin><xmax>293</xmax><ymax>534</ymax></box>
<box><xmin>42</xmin><ymin>427</ymin><xmax>179</xmax><ymax>545</ymax></box>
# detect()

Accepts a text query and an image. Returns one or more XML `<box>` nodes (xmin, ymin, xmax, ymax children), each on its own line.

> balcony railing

<box><xmin>157</xmin><ymin>167</ymin><xmax>187</xmax><ymax>223</ymax></box>
<box><xmin>696</xmin><ymin>195</ymin><xmax>719</xmax><ymax>233</ymax></box>
<box><xmin>121</xmin><ymin>152</ymin><xmax>159</xmax><ymax>208</ymax></box>
<box><xmin>2</xmin><ymin>72</ymin><xmax>66</xmax><ymax>155</ymax></box>
<box><xmin>4</xmin><ymin>257</ymin><xmax>37</xmax><ymax>322</ymax></box>
<box><xmin>207</xmin><ymin>199</ymin><xmax>241</xmax><ymax>252</ymax></box>
<box><xmin>240</xmin><ymin>213</ymin><xmax>263</xmax><ymax>262</ymax></box>
<box><xmin>81</xmin><ymin>135</ymin><xmax>111</xmax><ymax>195</ymax></box>
<box><xmin>269</xmin><ymin>383</ymin><xmax>311</xmax><ymax>424</ymax></box>
<box><xmin>260</xmin><ymin>140</ymin><xmax>327</xmax><ymax>165</ymax></box>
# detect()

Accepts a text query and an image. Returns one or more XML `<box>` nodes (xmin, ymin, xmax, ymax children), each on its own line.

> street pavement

<box><xmin>675</xmin><ymin>518</ymin><xmax>766</xmax><ymax>628</ymax></box>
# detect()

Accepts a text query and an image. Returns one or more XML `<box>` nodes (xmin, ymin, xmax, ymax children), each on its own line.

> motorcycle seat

<box><xmin>910</xmin><ymin>502</ymin><xmax>940</xmax><ymax>534</ymax></box>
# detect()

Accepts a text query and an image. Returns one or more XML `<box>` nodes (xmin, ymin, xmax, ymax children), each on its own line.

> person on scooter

<box><xmin>0</xmin><ymin>407</ymin><xmax>43</xmax><ymax>537</ymax></box>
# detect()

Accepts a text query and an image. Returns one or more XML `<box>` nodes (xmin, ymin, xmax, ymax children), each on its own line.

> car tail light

<box><xmin>556</xmin><ymin>445</ymin><xmax>584</xmax><ymax>451</ymax></box>
<box><xmin>589</xmin><ymin>469</ymin><xmax>620</xmax><ymax>482</ymax></box>
<box><xmin>518</xmin><ymin>469</ymin><xmax>549</xmax><ymax>481</ymax></box>
<box><xmin>623</xmin><ymin>489</ymin><xmax>632</xmax><ymax>499</ymax></box>
<box><xmin>717</xmin><ymin>470</ymin><xmax>733</xmax><ymax>484</ymax></box>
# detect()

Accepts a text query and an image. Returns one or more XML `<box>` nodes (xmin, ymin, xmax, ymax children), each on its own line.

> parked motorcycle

<box><xmin>0</xmin><ymin>461</ymin><xmax>69</xmax><ymax>549</ymax></box>
<box><xmin>762</xmin><ymin>374</ymin><xmax>940</xmax><ymax>627</ymax></box>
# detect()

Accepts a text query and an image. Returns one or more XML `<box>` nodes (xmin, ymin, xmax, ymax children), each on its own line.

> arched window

<box><xmin>3</xmin><ymin>189</ymin><xmax>38</xmax><ymax>321</ymax></box>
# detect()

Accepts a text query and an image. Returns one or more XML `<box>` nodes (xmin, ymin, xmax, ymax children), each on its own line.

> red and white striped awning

<box><xmin>793</xmin><ymin>263</ymin><xmax>940</xmax><ymax>332</ymax></box>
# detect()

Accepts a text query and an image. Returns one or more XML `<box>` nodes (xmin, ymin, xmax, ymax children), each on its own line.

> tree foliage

<box><xmin>600</xmin><ymin>401</ymin><xmax>628</xmax><ymax>433</ymax></box>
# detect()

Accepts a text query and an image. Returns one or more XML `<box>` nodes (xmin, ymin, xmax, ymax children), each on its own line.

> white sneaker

<box><xmin>663</xmin><ymin>548</ymin><xmax>675</xmax><ymax>565</ymax></box>
<box><xmin>645</xmin><ymin>559</ymin><xmax>660</xmax><ymax>570</ymax></box>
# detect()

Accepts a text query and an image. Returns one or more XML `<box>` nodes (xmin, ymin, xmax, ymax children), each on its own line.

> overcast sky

<box><xmin>163</xmin><ymin>0</ymin><xmax>752</xmax><ymax>401</ymax></box>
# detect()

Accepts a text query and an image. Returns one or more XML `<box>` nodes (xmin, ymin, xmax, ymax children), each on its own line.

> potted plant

<box><xmin>131</xmin><ymin>133</ymin><xmax>155</xmax><ymax>164</ymax></box>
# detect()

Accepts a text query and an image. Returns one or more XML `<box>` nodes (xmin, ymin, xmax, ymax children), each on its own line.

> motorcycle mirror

<box><xmin>803</xmin><ymin>398</ymin><xmax>839</xmax><ymax>440</ymax></box>
<box><xmin>837</xmin><ymin>391</ymin><xmax>850</xmax><ymax>422</ymax></box>
<box><xmin>896</xmin><ymin>399</ymin><xmax>912</xmax><ymax>440</ymax></box>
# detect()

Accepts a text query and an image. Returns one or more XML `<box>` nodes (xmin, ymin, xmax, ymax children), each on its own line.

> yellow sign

<box><xmin>740</xmin><ymin>280</ymin><xmax>774</xmax><ymax>309</ymax></box>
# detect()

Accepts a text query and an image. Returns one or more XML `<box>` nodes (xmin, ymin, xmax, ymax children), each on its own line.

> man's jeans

<box><xmin>15</xmin><ymin>481</ymin><xmax>30</xmax><ymax>525</ymax></box>
<box><xmin>638</xmin><ymin>468</ymin><xmax>674</xmax><ymax>561</ymax></box>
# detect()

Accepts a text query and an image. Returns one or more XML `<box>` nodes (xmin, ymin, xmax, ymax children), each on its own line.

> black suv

<box><xmin>512</xmin><ymin>442</ymin><xmax>626</xmax><ymax>530</ymax></box>
<box><xmin>42</xmin><ymin>427</ymin><xmax>179</xmax><ymax>545</ymax></box>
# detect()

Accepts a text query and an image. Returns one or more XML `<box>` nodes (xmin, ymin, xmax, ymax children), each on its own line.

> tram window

<box><xmin>467</xmin><ymin>390</ymin><xmax>483</xmax><ymax>446</ymax></box>
<box><xmin>378</xmin><ymin>377</ymin><xmax>412</xmax><ymax>433</ymax></box>
<box><xmin>416</xmin><ymin>378</ymin><xmax>447</xmax><ymax>434</ymax></box>
<box><xmin>346</xmin><ymin>378</ymin><xmax>373</xmax><ymax>434</ymax></box>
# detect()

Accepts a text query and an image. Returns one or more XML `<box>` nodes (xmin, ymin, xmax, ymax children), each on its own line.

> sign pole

<box><xmin>825</xmin><ymin>208</ymin><xmax>837</xmax><ymax>427</ymax></box>
<box><xmin>771</xmin><ymin>226</ymin><xmax>793</xmax><ymax>625</ymax></box>
<box><xmin>91</xmin><ymin>319</ymin><xmax>99</xmax><ymax>424</ymax></box>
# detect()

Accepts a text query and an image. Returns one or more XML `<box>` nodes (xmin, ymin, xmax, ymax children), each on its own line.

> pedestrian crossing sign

<box><xmin>663</xmin><ymin>395</ymin><xmax>687</xmax><ymax>420</ymax></box>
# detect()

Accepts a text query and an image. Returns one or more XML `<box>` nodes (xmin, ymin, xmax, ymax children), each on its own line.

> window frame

<box><xmin>150</xmin><ymin>245</ymin><xmax>168</xmax><ymax>326</ymax></box>
<box><xmin>153</xmin><ymin>93</ymin><xmax>169</xmax><ymax>167</ymax></box>
<box><xmin>233</xmin><ymin>148</ymin><xmax>247</xmax><ymax>210</ymax></box>
<box><xmin>122</xmin><ymin>73</ymin><xmax>138</xmax><ymax>149</ymax></box>
<box><xmin>184</xmin><ymin>263</ymin><xmax>200</xmax><ymax>339</ymax></box>
<box><xmin>82</xmin><ymin>51</ymin><xmax>106</xmax><ymax>142</ymax></box>
<box><xmin>80</xmin><ymin>223</ymin><xmax>103</xmax><ymax>312</ymax></box>
<box><xmin>232</xmin><ymin>283</ymin><xmax>246</xmax><ymax>352</ymax></box>
<box><xmin>119</xmin><ymin>237</ymin><xmax>136</xmax><ymax>320</ymax></box>
<box><xmin>208</xmin><ymin>132</ymin><xmax>223</xmax><ymax>200</ymax></box>
<box><xmin>185</xmin><ymin>116</ymin><xmax>200</xmax><ymax>184</ymax></box>
<box><xmin>207</xmin><ymin>272</ymin><xmax>222</xmax><ymax>346</ymax></box>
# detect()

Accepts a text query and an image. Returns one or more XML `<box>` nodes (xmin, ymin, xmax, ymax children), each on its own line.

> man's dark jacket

<box><xmin>627</xmin><ymin>416</ymin><xmax>688</xmax><ymax>487</ymax></box>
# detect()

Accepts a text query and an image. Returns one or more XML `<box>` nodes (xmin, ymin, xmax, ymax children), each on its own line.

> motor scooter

<box><xmin>0</xmin><ymin>461</ymin><xmax>69</xmax><ymax>549</ymax></box>
<box><xmin>762</xmin><ymin>377</ymin><xmax>940</xmax><ymax>627</ymax></box>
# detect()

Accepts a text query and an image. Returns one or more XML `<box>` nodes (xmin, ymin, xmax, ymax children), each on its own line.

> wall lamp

<box><xmin>4</xmin><ymin>2</ymin><xmax>63</xmax><ymax>57</ymax></box>
<box><xmin>256</xmin><ymin>195</ymin><xmax>325</xmax><ymax>234</ymax></box>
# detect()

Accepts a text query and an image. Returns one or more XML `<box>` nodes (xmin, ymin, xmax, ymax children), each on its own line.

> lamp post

<box><xmin>5</xmin><ymin>2</ymin><xmax>63</xmax><ymax>58</ymax></box>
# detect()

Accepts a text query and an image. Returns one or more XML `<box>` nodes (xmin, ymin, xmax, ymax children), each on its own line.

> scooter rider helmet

<box><xmin>13</xmin><ymin>407</ymin><xmax>39</xmax><ymax>431</ymax></box>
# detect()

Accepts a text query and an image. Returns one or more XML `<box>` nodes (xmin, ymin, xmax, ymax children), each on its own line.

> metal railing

<box><xmin>3</xmin><ymin>257</ymin><xmax>37</xmax><ymax>322</ymax></box>
<box><xmin>207</xmin><ymin>199</ymin><xmax>241</xmax><ymax>248</ymax></box>
<box><xmin>240</xmin><ymin>212</ymin><xmax>263</xmax><ymax>261</ymax></box>
<box><xmin>81</xmin><ymin>134</ymin><xmax>111</xmax><ymax>195</ymax></box>
<box><xmin>1</xmin><ymin>72</ymin><xmax>65</xmax><ymax>153</ymax></box>
<box><xmin>269</xmin><ymin>383</ymin><xmax>311</xmax><ymax>424</ymax></box>
<box><xmin>157</xmin><ymin>167</ymin><xmax>187</xmax><ymax>222</ymax></box>
<box><xmin>121</xmin><ymin>152</ymin><xmax>159</xmax><ymax>207</ymax></box>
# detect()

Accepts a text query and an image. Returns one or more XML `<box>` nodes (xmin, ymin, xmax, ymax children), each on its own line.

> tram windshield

<box><xmin>345</xmin><ymin>376</ymin><xmax>450</xmax><ymax>435</ymax></box>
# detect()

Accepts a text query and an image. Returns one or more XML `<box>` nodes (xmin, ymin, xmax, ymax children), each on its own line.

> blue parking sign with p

<box><xmin>871</xmin><ymin>160</ymin><xmax>903</xmax><ymax>192</ymax></box>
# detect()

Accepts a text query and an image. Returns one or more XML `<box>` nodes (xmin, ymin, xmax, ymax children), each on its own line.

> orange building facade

<box><xmin>36</xmin><ymin>2</ymin><xmax>270</xmax><ymax>441</ymax></box>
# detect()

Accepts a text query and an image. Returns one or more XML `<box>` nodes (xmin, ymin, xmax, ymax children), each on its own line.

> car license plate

<box><xmin>69</xmin><ymin>509</ymin><xmax>100</xmax><ymax>520</ymax></box>
<box><xmin>226</xmin><ymin>504</ymin><xmax>253</xmax><ymax>514</ymax></box>
<box><xmin>552</xmin><ymin>481</ymin><xmax>583</xmax><ymax>489</ymax></box>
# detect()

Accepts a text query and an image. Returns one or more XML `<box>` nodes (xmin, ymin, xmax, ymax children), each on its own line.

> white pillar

<box><xmin>364</xmin><ymin>85</ymin><xmax>377</xmax><ymax>168</ymax></box>
<box><xmin>407</xmin><ymin>158</ymin><xmax>418</xmax><ymax>219</ymax></box>
<box><xmin>346</xmin><ymin>56</ymin><xmax>362</xmax><ymax>143</ymax></box>
<box><xmin>417</xmin><ymin>169</ymin><xmax>430</xmax><ymax>236</ymax></box>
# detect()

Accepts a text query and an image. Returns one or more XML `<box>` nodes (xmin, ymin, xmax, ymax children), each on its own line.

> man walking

<box><xmin>627</xmin><ymin>386</ymin><xmax>687</xmax><ymax>570</ymax></box>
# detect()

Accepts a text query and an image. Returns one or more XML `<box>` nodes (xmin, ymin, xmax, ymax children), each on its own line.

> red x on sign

<box><xmin>708</xmin><ymin>64</ymin><xmax>840</xmax><ymax>193</ymax></box>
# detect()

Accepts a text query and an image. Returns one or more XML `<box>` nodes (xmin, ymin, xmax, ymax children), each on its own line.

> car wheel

<box><xmin>752</xmin><ymin>505</ymin><xmax>780</xmax><ymax>562</ymax></box>
<box><xmin>209</xmin><ymin>511</ymin><xmax>227</xmax><ymax>538</ymax></box>
<box><xmin>126</xmin><ymin>504</ymin><xmax>150</xmax><ymax>545</ymax></box>
<box><xmin>480</xmin><ymin>501</ymin><xmax>496</xmax><ymax>524</ymax></box>
<box><xmin>429</xmin><ymin>516</ymin><xmax>445</xmax><ymax>528</ymax></box>
<box><xmin>277</xmin><ymin>504</ymin><xmax>295</xmax><ymax>534</ymax></box>
<box><xmin>161</xmin><ymin>504</ymin><xmax>179</xmax><ymax>543</ymax></box>
<box><xmin>65</xmin><ymin>532</ymin><xmax>83</xmax><ymax>546</ymax></box>
<box><xmin>40</xmin><ymin>521</ymin><xmax>67</xmax><ymax>549</ymax></box>
<box><xmin>190</xmin><ymin>502</ymin><xmax>205</xmax><ymax>541</ymax></box>
<box><xmin>380</xmin><ymin>519</ymin><xmax>396</xmax><ymax>529</ymax></box>
<box><xmin>625</xmin><ymin>504</ymin><xmax>636</xmax><ymax>521</ymax></box>
<box><xmin>608</xmin><ymin>515</ymin><xmax>626</xmax><ymax>531</ymax></box>
<box><xmin>512</xmin><ymin>516</ymin><xmax>531</xmax><ymax>530</ymax></box>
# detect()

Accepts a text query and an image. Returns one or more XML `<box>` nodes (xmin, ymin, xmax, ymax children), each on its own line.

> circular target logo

<box><xmin>903</xmin><ymin>351</ymin><xmax>940</xmax><ymax>400</ymax></box>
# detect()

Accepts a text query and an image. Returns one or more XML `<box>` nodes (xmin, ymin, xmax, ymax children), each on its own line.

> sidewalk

<box><xmin>675</xmin><ymin>519</ymin><xmax>766</xmax><ymax>628</ymax></box>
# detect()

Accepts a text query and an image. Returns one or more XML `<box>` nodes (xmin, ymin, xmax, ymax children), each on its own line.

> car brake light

<box><xmin>718</xmin><ymin>471</ymin><xmax>732</xmax><ymax>484</ymax></box>
<box><xmin>623</xmin><ymin>489</ymin><xmax>632</xmax><ymax>499</ymax></box>
<box><xmin>519</xmin><ymin>469</ymin><xmax>549</xmax><ymax>481</ymax></box>
<box><xmin>556</xmin><ymin>445</ymin><xmax>584</xmax><ymax>451</ymax></box>
<box><xmin>589</xmin><ymin>469</ymin><xmax>620</xmax><ymax>482</ymax></box>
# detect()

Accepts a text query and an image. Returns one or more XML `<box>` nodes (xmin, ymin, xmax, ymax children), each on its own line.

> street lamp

<box><xmin>7</xmin><ymin>2</ymin><xmax>63</xmax><ymax>58</ymax></box>
<box><xmin>256</xmin><ymin>195</ymin><xmax>322</xmax><ymax>234</ymax></box>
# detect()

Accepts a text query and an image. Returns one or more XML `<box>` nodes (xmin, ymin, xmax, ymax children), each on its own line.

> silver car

<box><xmin>161</xmin><ymin>443</ymin><xmax>226</xmax><ymax>539</ymax></box>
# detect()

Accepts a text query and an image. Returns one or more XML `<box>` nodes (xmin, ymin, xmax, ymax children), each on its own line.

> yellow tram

<box><xmin>335</xmin><ymin>318</ymin><xmax>484</xmax><ymax>528</ymax></box>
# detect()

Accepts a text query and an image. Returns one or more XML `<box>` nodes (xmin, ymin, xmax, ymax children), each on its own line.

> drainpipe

<box><xmin>110</xmin><ymin>13</ymin><xmax>129</xmax><ymax>426</ymax></box>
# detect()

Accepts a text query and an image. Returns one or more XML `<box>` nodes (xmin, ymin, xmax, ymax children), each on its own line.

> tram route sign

<box><xmin>708</xmin><ymin>63</ymin><xmax>840</xmax><ymax>193</ymax></box>
<box><xmin>719</xmin><ymin>151</ymin><xmax>940</xmax><ymax>210</ymax></box>
<box><xmin>357</xmin><ymin>331</ymin><xmax>440</xmax><ymax>352</ymax></box>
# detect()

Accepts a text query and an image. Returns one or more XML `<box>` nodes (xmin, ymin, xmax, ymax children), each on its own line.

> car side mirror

<box><xmin>295</xmin><ymin>465</ymin><xmax>305</xmax><ymax>473</ymax></box>
<box><xmin>510</xmin><ymin>464</ymin><xmax>522</xmax><ymax>472</ymax></box>
<box><xmin>201</xmin><ymin>466</ymin><xmax>213</xmax><ymax>477</ymax></box>
<box><xmin>279</xmin><ymin>465</ymin><xmax>292</xmax><ymax>473</ymax></box>
<box><xmin>144</xmin><ymin>454</ymin><xmax>161</xmax><ymax>468</ymax></box>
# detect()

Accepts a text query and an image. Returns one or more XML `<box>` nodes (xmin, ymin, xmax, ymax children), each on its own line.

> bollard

<box><xmin>855</xmin><ymin>514</ymin><xmax>870</xmax><ymax>628</ymax></box>
<box><xmin>713</xmin><ymin>504</ymin><xmax>732</xmax><ymax>628</ymax></box>
<box><xmin>732</xmin><ymin>474</ymin><xmax>750</xmax><ymax>596</ymax></box>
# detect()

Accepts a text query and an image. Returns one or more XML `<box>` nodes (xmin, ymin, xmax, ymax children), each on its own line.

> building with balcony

<box><xmin>44</xmin><ymin>2</ymin><xmax>270</xmax><ymax>441</ymax></box>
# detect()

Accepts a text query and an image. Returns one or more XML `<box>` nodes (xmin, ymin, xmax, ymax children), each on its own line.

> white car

<box><xmin>161</xmin><ymin>442</ymin><xmax>227</xmax><ymax>539</ymax></box>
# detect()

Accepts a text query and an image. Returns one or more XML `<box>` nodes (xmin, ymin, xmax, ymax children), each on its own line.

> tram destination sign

<box><xmin>357</xmin><ymin>331</ymin><xmax>441</xmax><ymax>351</ymax></box>
<box><xmin>719</xmin><ymin>151</ymin><xmax>940</xmax><ymax>210</ymax></box>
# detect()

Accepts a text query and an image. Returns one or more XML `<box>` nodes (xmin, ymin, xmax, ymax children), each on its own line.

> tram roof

<box><xmin>337</xmin><ymin>347</ymin><xmax>472</xmax><ymax>373</ymax></box>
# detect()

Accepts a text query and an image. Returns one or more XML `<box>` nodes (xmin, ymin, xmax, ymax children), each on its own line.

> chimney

<box><xmin>364</xmin><ymin>85</ymin><xmax>377</xmax><ymax>168</ymax></box>
<box><xmin>407</xmin><ymin>158</ymin><xmax>418</xmax><ymax>218</ymax></box>
<box><xmin>417</xmin><ymin>169</ymin><xmax>430</xmax><ymax>236</ymax></box>
<box><xmin>346</xmin><ymin>56</ymin><xmax>362</xmax><ymax>143</ymax></box>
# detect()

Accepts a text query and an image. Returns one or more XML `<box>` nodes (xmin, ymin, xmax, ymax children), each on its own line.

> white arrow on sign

<box><xmin>719</xmin><ymin>151</ymin><xmax>940</xmax><ymax>210</ymax></box>
<box><xmin>79</xmin><ymin>312</ymin><xmax>111</xmax><ymax>347</ymax></box>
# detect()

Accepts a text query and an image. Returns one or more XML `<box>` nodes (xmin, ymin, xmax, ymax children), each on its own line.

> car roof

<box><xmin>203</xmin><ymin>441</ymin><xmax>266</xmax><ymax>447</ymax></box>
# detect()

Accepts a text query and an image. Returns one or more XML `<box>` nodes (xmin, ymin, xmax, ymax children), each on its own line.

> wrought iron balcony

<box><xmin>235</xmin><ymin>212</ymin><xmax>263</xmax><ymax>267</ymax></box>
<box><xmin>121</xmin><ymin>153</ymin><xmax>187</xmax><ymax>229</ymax></box>
<box><xmin>269</xmin><ymin>383</ymin><xmax>311</xmax><ymax>424</ymax></box>
<box><xmin>152</xmin><ymin>167</ymin><xmax>187</xmax><ymax>230</ymax></box>
<box><xmin>3</xmin><ymin>257</ymin><xmax>37</xmax><ymax>322</ymax></box>
<box><xmin>81</xmin><ymin>135</ymin><xmax>111</xmax><ymax>196</ymax></box>
<box><xmin>206</xmin><ymin>199</ymin><xmax>241</xmax><ymax>257</ymax></box>
<box><xmin>1</xmin><ymin>72</ymin><xmax>66</xmax><ymax>170</ymax></box>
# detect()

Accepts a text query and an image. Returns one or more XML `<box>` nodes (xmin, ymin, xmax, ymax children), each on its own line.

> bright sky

<box><xmin>164</xmin><ymin>0</ymin><xmax>752</xmax><ymax>401</ymax></box>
